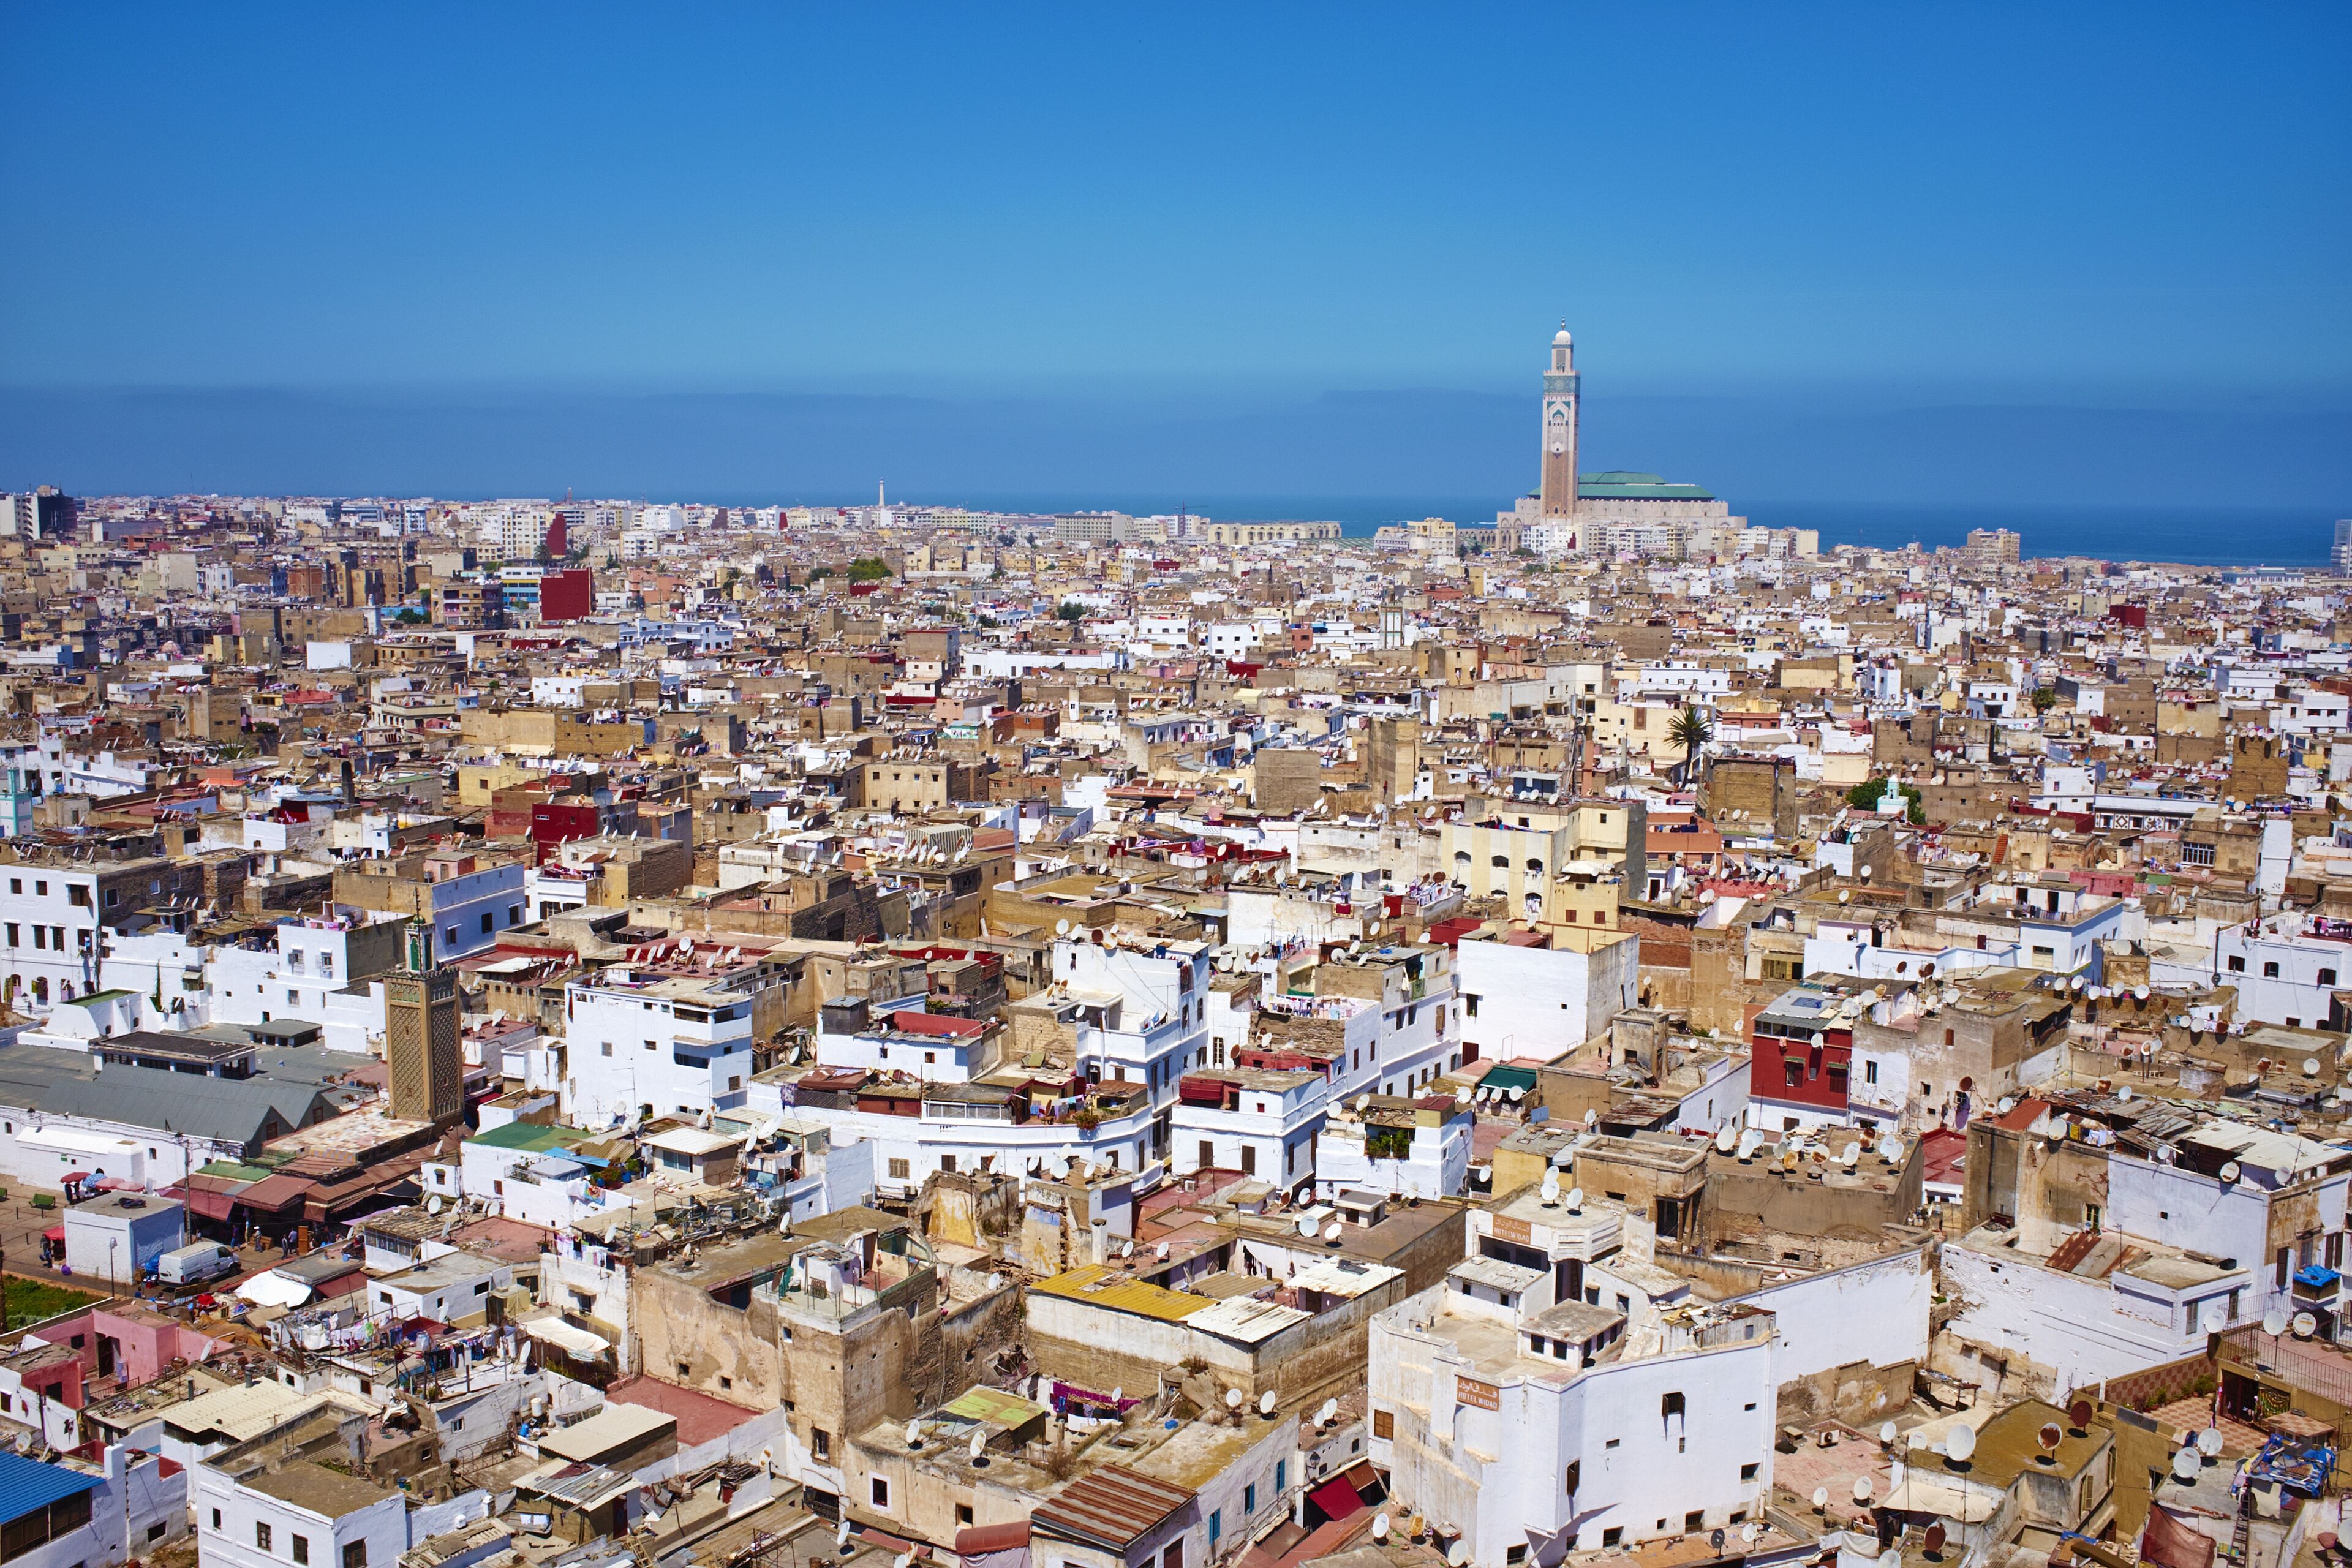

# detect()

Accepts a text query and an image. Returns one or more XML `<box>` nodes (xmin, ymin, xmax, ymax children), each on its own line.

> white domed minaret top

<box><xmin>1539</xmin><ymin>322</ymin><xmax>1580</xmax><ymax>517</ymax></box>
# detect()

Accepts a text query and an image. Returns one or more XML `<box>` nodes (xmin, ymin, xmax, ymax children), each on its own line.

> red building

<box><xmin>1747</xmin><ymin>984</ymin><xmax>1862</xmax><ymax>1131</ymax></box>
<box><xmin>540</xmin><ymin>567</ymin><xmax>594</xmax><ymax>623</ymax></box>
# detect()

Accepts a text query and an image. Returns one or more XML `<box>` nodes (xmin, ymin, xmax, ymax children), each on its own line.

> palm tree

<box><xmin>1668</xmin><ymin>705</ymin><xmax>1714</xmax><ymax>786</ymax></box>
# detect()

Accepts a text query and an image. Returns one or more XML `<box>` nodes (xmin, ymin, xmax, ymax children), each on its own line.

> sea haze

<box><xmin>0</xmin><ymin>382</ymin><xmax>2342</xmax><ymax>565</ymax></box>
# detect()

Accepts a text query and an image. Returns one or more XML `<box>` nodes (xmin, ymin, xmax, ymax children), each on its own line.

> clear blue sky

<box><xmin>2</xmin><ymin>3</ymin><xmax>2347</xmax><ymax>510</ymax></box>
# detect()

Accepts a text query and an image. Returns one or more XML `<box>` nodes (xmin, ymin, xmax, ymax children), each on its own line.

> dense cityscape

<box><xmin>0</xmin><ymin>317</ymin><xmax>2344</xmax><ymax>1568</ymax></box>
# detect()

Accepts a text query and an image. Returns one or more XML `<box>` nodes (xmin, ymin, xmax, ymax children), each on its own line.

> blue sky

<box><xmin>2</xmin><ymin>4</ymin><xmax>2347</xmax><ymax>509</ymax></box>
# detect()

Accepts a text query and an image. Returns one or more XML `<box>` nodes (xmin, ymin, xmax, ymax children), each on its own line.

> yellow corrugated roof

<box><xmin>943</xmin><ymin>1386</ymin><xmax>1047</xmax><ymax>1427</ymax></box>
<box><xmin>1031</xmin><ymin>1263</ymin><xmax>1210</xmax><ymax>1322</ymax></box>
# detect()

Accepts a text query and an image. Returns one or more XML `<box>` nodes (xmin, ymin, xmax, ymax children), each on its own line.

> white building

<box><xmin>1369</xmin><ymin>1184</ymin><xmax>1776</xmax><ymax>1564</ymax></box>
<box><xmin>1457</xmin><ymin>935</ymin><xmax>1640</xmax><ymax>1061</ymax></box>
<box><xmin>563</xmin><ymin>970</ymin><xmax>758</xmax><ymax>1128</ymax></box>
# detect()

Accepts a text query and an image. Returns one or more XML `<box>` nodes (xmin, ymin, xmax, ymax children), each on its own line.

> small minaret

<box><xmin>1539</xmin><ymin>325</ymin><xmax>1580</xmax><ymax>518</ymax></box>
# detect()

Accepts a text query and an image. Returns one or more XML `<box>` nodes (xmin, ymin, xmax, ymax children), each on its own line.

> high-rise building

<box><xmin>385</xmin><ymin>925</ymin><xmax>463</xmax><ymax>1125</ymax></box>
<box><xmin>1963</xmin><ymin>527</ymin><xmax>2022</xmax><ymax>566</ymax></box>
<box><xmin>1</xmin><ymin>487</ymin><xmax>77</xmax><ymax>542</ymax></box>
<box><xmin>1538</xmin><ymin>326</ymin><xmax>1580</xmax><ymax>518</ymax></box>
<box><xmin>2332</xmin><ymin>518</ymin><xmax>2352</xmax><ymax>576</ymax></box>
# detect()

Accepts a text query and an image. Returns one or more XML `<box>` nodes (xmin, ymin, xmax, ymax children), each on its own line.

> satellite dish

<box><xmin>1709</xmin><ymin>1531</ymin><xmax>1726</xmax><ymax>1551</ymax></box>
<box><xmin>1878</xmin><ymin>1136</ymin><xmax>1903</xmax><ymax>1164</ymax></box>
<box><xmin>1226</xmin><ymin>1387</ymin><xmax>1243</xmax><ymax>1409</ymax></box>
<box><xmin>2067</xmin><ymin>1398</ymin><xmax>2095</xmax><ymax>1431</ymax></box>
<box><xmin>1259</xmin><ymin>1390</ymin><xmax>1277</xmax><ymax>1415</ymax></box>
<box><xmin>1584</xmin><ymin>1108</ymin><xmax>1599</xmax><ymax>1128</ymax></box>
<box><xmin>1742</xmin><ymin>1524</ymin><xmax>1763</xmax><ymax>1546</ymax></box>
<box><xmin>1448</xmin><ymin>1545</ymin><xmax>1469</xmax><ymax>1568</ymax></box>
<box><xmin>2294</xmin><ymin>1311</ymin><xmax>2318</xmax><ymax>1338</ymax></box>
<box><xmin>1056</xmin><ymin>919</ymin><xmax>1071</xmax><ymax>935</ymax></box>
<box><xmin>2264</xmin><ymin>1307</ymin><xmax>2291</xmax><ymax>1337</ymax></box>
<box><xmin>895</xmin><ymin>1554</ymin><xmax>913</xmax><ymax>1568</ymax></box>
<box><xmin>1946</xmin><ymin>1423</ymin><xmax>1976</xmax><ymax>1463</ymax></box>
<box><xmin>1737</xmin><ymin>1129</ymin><xmax>1763</xmax><ymax>1162</ymax></box>
<box><xmin>426</xmin><ymin>1195</ymin><xmax>443</xmax><ymax>1215</ymax></box>
<box><xmin>1540</xmin><ymin>1171</ymin><xmax>1561</xmax><ymax>1204</ymax></box>
<box><xmin>1714</xmin><ymin>1125</ymin><xmax>1738</xmax><ymax>1154</ymax></box>
<box><xmin>1372</xmin><ymin>1517</ymin><xmax>1390</xmax><ymax>1543</ymax></box>
<box><xmin>1324</xmin><ymin>1221</ymin><xmax>1344</xmax><ymax>1243</ymax></box>
<box><xmin>1317</xmin><ymin>1399</ymin><xmax>1339</xmax><ymax>1427</ymax></box>
<box><xmin>1564</xmin><ymin>1186</ymin><xmax>1584</xmax><ymax>1212</ymax></box>
<box><xmin>2198</xmin><ymin>1427</ymin><xmax>2226</xmax><ymax>1458</ymax></box>
<box><xmin>837</xmin><ymin>1523</ymin><xmax>853</xmax><ymax>1549</ymax></box>
<box><xmin>2307</xmin><ymin>1058</ymin><xmax>2323</xmax><ymax>1077</ymax></box>
<box><xmin>905</xmin><ymin>1420</ymin><xmax>923</xmax><ymax>1448</ymax></box>
<box><xmin>2037</xmin><ymin>1422</ymin><xmax>2064</xmax><ymax>1452</ymax></box>
<box><xmin>1852</xmin><ymin>1476</ymin><xmax>1874</xmax><ymax>1503</ymax></box>
<box><xmin>1298</xmin><ymin>1213</ymin><xmax>1320</xmax><ymax>1238</ymax></box>
<box><xmin>969</xmin><ymin>1431</ymin><xmax>986</xmax><ymax>1463</ymax></box>
<box><xmin>2220</xmin><ymin>1161</ymin><xmax>2241</xmax><ymax>1185</ymax></box>
<box><xmin>2172</xmin><ymin>1447</ymin><xmax>2203</xmax><ymax>1483</ymax></box>
<box><xmin>2136</xmin><ymin>985</ymin><xmax>2150</xmax><ymax>1000</ymax></box>
<box><xmin>1810</xmin><ymin>1487</ymin><xmax>1829</xmax><ymax>1512</ymax></box>
<box><xmin>2116</xmin><ymin>1085</ymin><xmax>2134</xmax><ymax>1102</ymax></box>
<box><xmin>1879</xmin><ymin>1421</ymin><xmax>1898</xmax><ymax>1446</ymax></box>
<box><xmin>1112</xmin><ymin>1388</ymin><xmax>1124</xmax><ymax>1403</ymax></box>
<box><xmin>1841</xmin><ymin>1145</ymin><xmax>1861</xmax><ymax>1169</ymax></box>
<box><xmin>1923</xmin><ymin>1523</ymin><xmax>1947</xmax><ymax>1555</ymax></box>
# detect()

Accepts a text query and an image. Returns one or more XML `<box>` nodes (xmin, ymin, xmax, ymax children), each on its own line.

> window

<box><xmin>812</xmin><ymin>1428</ymin><xmax>831</xmax><ymax>1460</ymax></box>
<box><xmin>257</xmin><ymin>1524</ymin><xmax>274</xmax><ymax>1553</ymax></box>
<box><xmin>2264</xmin><ymin>962</ymin><xmax>2282</xmax><ymax>979</ymax></box>
<box><xmin>1372</xmin><ymin>1409</ymin><xmax>1393</xmax><ymax>1440</ymax></box>
<box><xmin>958</xmin><ymin>1506</ymin><xmax>974</xmax><ymax>1527</ymax></box>
<box><xmin>1276</xmin><ymin>1461</ymin><xmax>1286</xmax><ymax>1493</ymax></box>
<box><xmin>1241</xmin><ymin>1146</ymin><xmax>1256</xmax><ymax>1176</ymax></box>
<box><xmin>601</xmin><ymin>1042</ymin><xmax>612</xmax><ymax>1057</ymax></box>
<box><xmin>1164</xmin><ymin>1545</ymin><xmax>1183</xmax><ymax>1568</ymax></box>
<box><xmin>2228</xmin><ymin>955</ymin><xmax>2247</xmax><ymax>973</ymax></box>
<box><xmin>888</xmin><ymin>1158</ymin><xmax>910</xmax><ymax>1180</ymax></box>
<box><xmin>1507</xmin><ymin>1550</ymin><xmax>1528</xmax><ymax>1566</ymax></box>
<box><xmin>1602</xmin><ymin>1530</ymin><xmax>1623</xmax><ymax>1548</ymax></box>
<box><xmin>481</xmin><ymin>912</ymin><xmax>495</xmax><ymax>935</ymax></box>
<box><xmin>294</xmin><ymin>1536</ymin><xmax>311</xmax><ymax>1565</ymax></box>
<box><xmin>2323</xmin><ymin>969</ymin><xmax>2339</xmax><ymax>988</ymax></box>
<box><xmin>211</xmin><ymin>1510</ymin><xmax>222</xmax><ymax>1531</ymax></box>
<box><xmin>870</xmin><ymin>1477</ymin><xmax>890</xmax><ymax>1509</ymax></box>
<box><xmin>344</xmin><ymin>1545</ymin><xmax>366</xmax><ymax>1568</ymax></box>
<box><xmin>1246</xmin><ymin>1484</ymin><xmax>1257</xmax><ymax>1513</ymax></box>
<box><xmin>1864</xmin><ymin>1061</ymin><xmax>1878</xmax><ymax>1084</ymax></box>
<box><xmin>1662</xmin><ymin>1391</ymin><xmax>1685</xmax><ymax>1419</ymax></box>
<box><xmin>1740</xmin><ymin>1463</ymin><xmax>1760</xmax><ymax>1481</ymax></box>
<box><xmin>1209</xmin><ymin>1512</ymin><xmax>1222</xmax><ymax>1545</ymax></box>
<box><xmin>941</xmin><ymin>1155</ymin><xmax>957</xmax><ymax>1174</ymax></box>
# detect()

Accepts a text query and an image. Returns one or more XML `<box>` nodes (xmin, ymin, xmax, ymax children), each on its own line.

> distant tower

<box><xmin>385</xmin><ymin>924</ymin><xmax>462</xmax><ymax>1125</ymax></box>
<box><xmin>1539</xmin><ymin>325</ymin><xmax>1580</xmax><ymax>518</ymax></box>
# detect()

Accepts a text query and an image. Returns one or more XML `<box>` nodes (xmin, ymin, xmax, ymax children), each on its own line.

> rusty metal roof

<box><xmin>1030</xmin><ymin>1264</ymin><xmax>1210</xmax><ymax>1323</ymax></box>
<box><xmin>1032</xmin><ymin>1463</ymin><xmax>1196</xmax><ymax>1548</ymax></box>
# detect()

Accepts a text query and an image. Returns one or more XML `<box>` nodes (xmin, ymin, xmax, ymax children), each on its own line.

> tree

<box><xmin>1668</xmin><ymin>705</ymin><xmax>1714</xmax><ymax>785</ymax></box>
<box><xmin>1056</xmin><ymin>601</ymin><xmax>1087</xmax><ymax>622</ymax></box>
<box><xmin>1846</xmin><ymin>777</ymin><xmax>1926</xmax><ymax>825</ymax></box>
<box><xmin>845</xmin><ymin>557</ymin><xmax>892</xmax><ymax>582</ymax></box>
<box><xmin>2030</xmin><ymin>687</ymin><xmax>2058</xmax><ymax>714</ymax></box>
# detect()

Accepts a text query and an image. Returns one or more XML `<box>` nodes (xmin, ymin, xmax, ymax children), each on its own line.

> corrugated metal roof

<box><xmin>1030</xmin><ymin>1265</ymin><xmax>1210</xmax><ymax>1323</ymax></box>
<box><xmin>0</xmin><ymin>1452</ymin><xmax>102</xmax><ymax>1521</ymax></box>
<box><xmin>1033</xmin><ymin>1463</ymin><xmax>1195</xmax><ymax>1548</ymax></box>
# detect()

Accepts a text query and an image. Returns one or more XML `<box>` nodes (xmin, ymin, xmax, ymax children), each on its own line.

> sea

<box><xmin>938</xmin><ymin>496</ymin><xmax>2343</xmax><ymax>567</ymax></box>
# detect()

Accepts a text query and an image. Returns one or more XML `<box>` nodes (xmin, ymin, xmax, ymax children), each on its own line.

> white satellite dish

<box><xmin>1879</xmin><ymin>1421</ymin><xmax>1898</xmax><ymax>1446</ymax></box>
<box><xmin>2294</xmin><ymin>1311</ymin><xmax>2318</xmax><ymax>1338</ymax></box>
<box><xmin>1111</xmin><ymin>1388</ymin><xmax>1123</xmax><ymax>1403</ymax></box>
<box><xmin>1055</xmin><ymin>919</ymin><xmax>1071</xmax><ymax>935</ymax></box>
<box><xmin>1737</xmin><ymin>1129</ymin><xmax>1763</xmax><ymax>1162</ymax></box>
<box><xmin>905</xmin><ymin>1420</ymin><xmax>924</xmax><ymax>1448</ymax></box>
<box><xmin>836</xmin><ymin>1523</ymin><xmax>853</xmax><ymax>1549</ymax></box>
<box><xmin>1714</xmin><ymin>1125</ymin><xmax>1738</xmax><ymax>1155</ymax></box>
<box><xmin>1879</xmin><ymin>1136</ymin><xmax>1904</xmax><ymax>1164</ymax></box>
<box><xmin>1564</xmin><ymin>1186</ymin><xmax>1584</xmax><ymax>1212</ymax></box>
<box><xmin>1448</xmin><ymin>1545</ymin><xmax>1469</xmax><ymax>1568</ymax></box>
<box><xmin>895</xmin><ymin>1554</ymin><xmax>913</xmax><ymax>1568</ymax></box>
<box><xmin>2307</xmin><ymin>1058</ymin><xmax>2323</xmax><ymax>1077</ymax></box>
<box><xmin>1810</xmin><ymin>1487</ymin><xmax>1829</xmax><ymax>1511</ymax></box>
<box><xmin>2116</xmin><ymin>1084</ymin><xmax>2134</xmax><ymax>1102</ymax></box>
<box><xmin>1372</xmin><ymin>1515</ymin><xmax>1390</xmax><ymax>1543</ymax></box>
<box><xmin>2172</xmin><ymin>1446</ymin><xmax>2203</xmax><ymax>1483</ymax></box>
<box><xmin>1259</xmin><ymin>1390</ymin><xmax>1278</xmax><ymax>1415</ymax></box>
<box><xmin>1297</xmin><ymin>1213</ymin><xmax>1319</xmax><ymax>1238</ymax></box>
<box><xmin>1226</xmin><ymin>1387</ymin><xmax>1243</xmax><ymax>1409</ymax></box>
<box><xmin>1324</xmin><ymin>1221</ymin><xmax>1344</xmax><ymax>1243</ymax></box>
<box><xmin>2136</xmin><ymin>986</ymin><xmax>2150</xmax><ymax>1000</ymax></box>
<box><xmin>1945</xmin><ymin>1422</ymin><xmax>1976</xmax><ymax>1462</ymax></box>
<box><xmin>1742</xmin><ymin>1525</ymin><xmax>1763</xmax><ymax>1546</ymax></box>
<box><xmin>1841</xmin><ymin>1144</ymin><xmax>1861</xmax><ymax>1169</ymax></box>
<box><xmin>2220</xmin><ymin>1161</ymin><xmax>2241</xmax><ymax>1185</ymax></box>
<box><xmin>426</xmin><ymin>1195</ymin><xmax>443</xmax><ymax>1215</ymax></box>
<box><xmin>1540</xmin><ymin>1171</ymin><xmax>1561</xmax><ymax>1204</ymax></box>
<box><xmin>969</xmin><ymin>1431</ymin><xmax>986</xmax><ymax>1462</ymax></box>
<box><xmin>2198</xmin><ymin>1427</ymin><xmax>2225</xmax><ymax>1458</ymax></box>
<box><xmin>2264</xmin><ymin>1306</ymin><xmax>2291</xmax><ymax>1337</ymax></box>
<box><xmin>1852</xmin><ymin>1476</ymin><xmax>1875</xmax><ymax>1502</ymax></box>
<box><xmin>1317</xmin><ymin>1398</ymin><xmax>1340</xmax><ymax>1427</ymax></box>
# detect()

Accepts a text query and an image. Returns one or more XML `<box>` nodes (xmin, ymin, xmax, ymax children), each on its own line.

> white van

<box><xmin>155</xmin><ymin>1241</ymin><xmax>238</xmax><ymax>1287</ymax></box>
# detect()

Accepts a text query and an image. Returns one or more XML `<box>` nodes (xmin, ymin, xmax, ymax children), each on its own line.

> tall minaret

<box><xmin>1538</xmin><ymin>324</ymin><xmax>1579</xmax><ymax>517</ymax></box>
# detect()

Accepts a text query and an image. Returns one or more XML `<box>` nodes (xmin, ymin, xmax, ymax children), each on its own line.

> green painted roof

<box><xmin>1578</xmin><ymin>470</ymin><xmax>1716</xmax><ymax>501</ymax></box>
<box><xmin>469</xmin><ymin>1120</ymin><xmax>591</xmax><ymax>1153</ymax></box>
